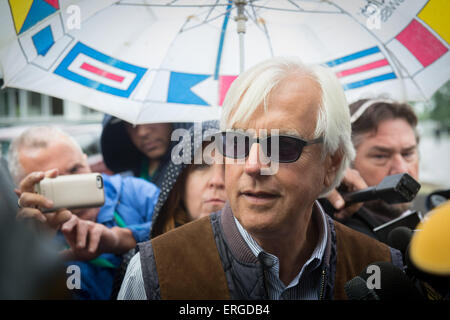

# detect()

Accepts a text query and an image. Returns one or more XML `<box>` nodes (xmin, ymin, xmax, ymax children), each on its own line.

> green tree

<box><xmin>429</xmin><ymin>81</ymin><xmax>450</xmax><ymax>128</ymax></box>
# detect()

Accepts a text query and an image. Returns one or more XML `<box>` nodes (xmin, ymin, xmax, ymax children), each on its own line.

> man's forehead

<box><xmin>20</xmin><ymin>138</ymin><xmax>83</xmax><ymax>164</ymax></box>
<box><xmin>229</xmin><ymin>77</ymin><xmax>320</xmax><ymax>133</ymax></box>
<box><xmin>230</xmin><ymin>105</ymin><xmax>315</xmax><ymax>138</ymax></box>
<box><xmin>360</xmin><ymin>130</ymin><xmax>418</xmax><ymax>151</ymax></box>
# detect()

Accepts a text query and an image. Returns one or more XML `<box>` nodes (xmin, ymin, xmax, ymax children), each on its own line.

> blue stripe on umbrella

<box><xmin>214</xmin><ymin>1</ymin><xmax>233</xmax><ymax>80</ymax></box>
<box><xmin>325</xmin><ymin>46</ymin><xmax>381</xmax><ymax>67</ymax></box>
<box><xmin>343</xmin><ymin>72</ymin><xmax>397</xmax><ymax>90</ymax></box>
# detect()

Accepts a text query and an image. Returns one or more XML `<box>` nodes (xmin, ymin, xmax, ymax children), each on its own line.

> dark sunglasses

<box><xmin>215</xmin><ymin>131</ymin><xmax>323</xmax><ymax>163</ymax></box>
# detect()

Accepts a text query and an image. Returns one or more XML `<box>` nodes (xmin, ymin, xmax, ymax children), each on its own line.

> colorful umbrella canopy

<box><xmin>0</xmin><ymin>0</ymin><xmax>449</xmax><ymax>124</ymax></box>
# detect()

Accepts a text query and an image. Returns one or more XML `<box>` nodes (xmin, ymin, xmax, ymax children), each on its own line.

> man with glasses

<box><xmin>118</xmin><ymin>57</ymin><xmax>403</xmax><ymax>300</ymax></box>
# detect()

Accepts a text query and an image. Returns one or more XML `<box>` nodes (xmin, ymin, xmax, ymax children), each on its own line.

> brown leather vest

<box><xmin>151</xmin><ymin>215</ymin><xmax>392</xmax><ymax>300</ymax></box>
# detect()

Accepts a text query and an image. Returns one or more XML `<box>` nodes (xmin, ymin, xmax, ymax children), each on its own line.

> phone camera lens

<box><xmin>96</xmin><ymin>175</ymin><xmax>103</xmax><ymax>189</ymax></box>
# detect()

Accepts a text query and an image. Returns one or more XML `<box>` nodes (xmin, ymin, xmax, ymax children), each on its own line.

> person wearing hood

<box><xmin>116</xmin><ymin>120</ymin><xmax>227</xmax><ymax>299</ymax></box>
<box><xmin>149</xmin><ymin>120</ymin><xmax>227</xmax><ymax>238</ymax></box>
<box><xmin>101</xmin><ymin>116</ymin><xmax>192</xmax><ymax>188</ymax></box>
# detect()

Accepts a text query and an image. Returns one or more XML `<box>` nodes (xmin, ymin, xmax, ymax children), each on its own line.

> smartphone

<box><xmin>34</xmin><ymin>173</ymin><xmax>105</xmax><ymax>212</ymax></box>
<box><xmin>373</xmin><ymin>210</ymin><xmax>423</xmax><ymax>242</ymax></box>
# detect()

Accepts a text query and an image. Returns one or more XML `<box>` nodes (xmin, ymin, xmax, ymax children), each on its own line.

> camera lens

<box><xmin>96</xmin><ymin>175</ymin><xmax>103</xmax><ymax>189</ymax></box>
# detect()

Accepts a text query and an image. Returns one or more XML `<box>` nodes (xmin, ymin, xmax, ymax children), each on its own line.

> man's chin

<box><xmin>237</xmin><ymin>211</ymin><xmax>281</xmax><ymax>235</ymax></box>
<box><xmin>144</xmin><ymin>147</ymin><xmax>167</xmax><ymax>159</ymax></box>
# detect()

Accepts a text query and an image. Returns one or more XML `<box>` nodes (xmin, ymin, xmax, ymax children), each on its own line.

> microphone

<box><xmin>344</xmin><ymin>261</ymin><xmax>425</xmax><ymax>300</ymax></box>
<box><xmin>342</xmin><ymin>173</ymin><xmax>421</xmax><ymax>207</ymax></box>
<box><xmin>386</xmin><ymin>226</ymin><xmax>413</xmax><ymax>263</ymax></box>
<box><xmin>386</xmin><ymin>226</ymin><xmax>413</xmax><ymax>255</ymax></box>
<box><xmin>407</xmin><ymin>201</ymin><xmax>450</xmax><ymax>298</ymax></box>
<box><xmin>319</xmin><ymin>173</ymin><xmax>421</xmax><ymax>215</ymax></box>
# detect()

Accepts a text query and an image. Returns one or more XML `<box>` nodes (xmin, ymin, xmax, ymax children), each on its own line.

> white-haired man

<box><xmin>10</xmin><ymin>126</ymin><xmax>160</xmax><ymax>300</ymax></box>
<box><xmin>118</xmin><ymin>57</ymin><xmax>403</xmax><ymax>300</ymax></box>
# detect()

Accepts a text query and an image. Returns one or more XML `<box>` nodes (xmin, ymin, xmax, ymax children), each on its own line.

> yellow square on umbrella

<box><xmin>418</xmin><ymin>0</ymin><xmax>450</xmax><ymax>45</ymax></box>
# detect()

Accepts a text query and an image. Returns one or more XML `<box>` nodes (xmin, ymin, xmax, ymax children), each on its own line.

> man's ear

<box><xmin>323</xmin><ymin>148</ymin><xmax>344</xmax><ymax>189</ymax></box>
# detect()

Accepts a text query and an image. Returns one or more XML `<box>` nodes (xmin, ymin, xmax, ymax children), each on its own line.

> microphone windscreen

<box><xmin>356</xmin><ymin>261</ymin><xmax>424</xmax><ymax>300</ymax></box>
<box><xmin>344</xmin><ymin>276</ymin><xmax>379</xmax><ymax>300</ymax></box>
<box><xmin>409</xmin><ymin>200</ymin><xmax>450</xmax><ymax>276</ymax></box>
<box><xmin>386</xmin><ymin>226</ymin><xmax>413</xmax><ymax>255</ymax></box>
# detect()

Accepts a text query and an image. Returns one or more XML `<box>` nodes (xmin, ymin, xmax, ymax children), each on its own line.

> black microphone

<box><xmin>319</xmin><ymin>173</ymin><xmax>421</xmax><ymax>215</ymax></box>
<box><xmin>342</xmin><ymin>173</ymin><xmax>421</xmax><ymax>207</ymax></box>
<box><xmin>384</xmin><ymin>227</ymin><xmax>449</xmax><ymax>299</ymax></box>
<box><xmin>344</xmin><ymin>261</ymin><xmax>425</xmax><ymax>300</ymax></box>
<box><xmin>386</xmin><ymin>226</ymin><xmax>413</xmax><ymax>257</ymax></box>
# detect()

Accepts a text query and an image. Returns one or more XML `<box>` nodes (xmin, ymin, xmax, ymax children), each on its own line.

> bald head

<box><xmin>8</xmin><ymin>126</ymin><xmax>91</xmax><ymax>185</ymax></box>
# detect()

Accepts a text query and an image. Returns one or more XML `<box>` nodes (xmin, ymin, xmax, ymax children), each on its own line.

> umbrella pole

<box><xmin>239</xmin><ymin>33</ymin><xmax>245</xmax><ymax>73</ymax></box>
<box><xmin>234</xmin><ymin>0</ymin><xmax>247</xmax><ymax>74</ymax></box>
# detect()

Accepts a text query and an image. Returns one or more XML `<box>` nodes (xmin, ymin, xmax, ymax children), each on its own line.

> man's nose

<box><xmin>389</xmin><ymin>153</ymin><xmax>409</xmax><ymax>175</ymax></box>
<box><xmin>208</xmin><ymin>164</ymin><xmax>225</xmax><ymax>189</ymax></box>
<box><xmin>136</xmin><ymin>124</ymin><xmax>152</xmax><ymax>136</ymax></box>
<box><xmin>244</xmin><ymin>143</ymin><xmax>266</xmax><ymax>176</ymax></box>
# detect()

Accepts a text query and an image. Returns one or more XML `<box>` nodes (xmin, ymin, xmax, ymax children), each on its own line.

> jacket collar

<box><xmin>220</xmin><ymin>200</ymin><xmax>334</xmax><ymax>269</ymax></box>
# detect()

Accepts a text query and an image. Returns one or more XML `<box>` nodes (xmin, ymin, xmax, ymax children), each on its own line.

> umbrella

<box><xmin>0</xmin><ymin>0</ymin><xmax>449</xmax><ymax>124</ymax></box>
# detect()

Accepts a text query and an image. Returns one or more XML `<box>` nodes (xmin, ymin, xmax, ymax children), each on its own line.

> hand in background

<box><xmin>327</xmin><ymin>168</ymin><xmax>368</xmax><ymax>221</ymax></box>
<box><xmin>16</xmin><ymin>169</ymin><xmax>72</xmax><ymax>230</ymax></box>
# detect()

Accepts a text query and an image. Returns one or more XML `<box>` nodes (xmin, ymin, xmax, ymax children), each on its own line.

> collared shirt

<box><xmin>233</xmin><ymin>203</ymin><xmax>328</xmax><ymax>300</ymax></box>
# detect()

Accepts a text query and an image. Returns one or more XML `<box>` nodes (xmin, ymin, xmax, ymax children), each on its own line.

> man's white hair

<box><xmin>7</xmin><ymin>126</ymin><xmax>83</xmax><ymax>185</ymax></box>
<box><xmin>220</xmin><ymin>57</ymin><xmax>355</xmax><ymax>196</ymax></box>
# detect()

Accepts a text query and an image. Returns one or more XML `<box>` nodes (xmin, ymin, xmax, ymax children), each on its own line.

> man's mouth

<box><xmin>240</xmin><ymin>190</ymin><xmax>280</xmax><ymax>203</ymax></box>
<box><xmin>142</xmin><ymin>141</ymin><xmax>160</xmax><ymax>151</ymax></box>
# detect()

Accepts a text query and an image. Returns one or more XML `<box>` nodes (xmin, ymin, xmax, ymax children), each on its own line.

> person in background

<box><xmin>115</xmin><ymin>120</ymin><xmax>226</xmax><ymax>299</ymax></box>
<box><xmin>101</xmin><ymin>115</ymin><xmax>192</xmax><ymax>187</ymax></box>
<box><xmin>9</xmin><ymin>126</ymin><xmax>160</xmax><ymax>300</ymax></box>
<box><xmin>326</xmin><ymin>99</ymin><xmax>420</xmax><ymax>240</ymax></box>
<box><xmin>149</xmin><ymin>120</ymin><xmax>226</xmax><ymax>237</ymax></box>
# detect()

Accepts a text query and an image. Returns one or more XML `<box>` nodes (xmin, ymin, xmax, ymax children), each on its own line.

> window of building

<box><xmin>51</xmin><ymin>97</ymin><xmax>63</xmax><ymax>115</ymax></box>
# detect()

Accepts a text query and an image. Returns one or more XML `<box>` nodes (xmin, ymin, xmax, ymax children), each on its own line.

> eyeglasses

<box><xmin>215</xmin><ymin>131</ymin><xmax>323</xmax><ymax>163</ymax></box>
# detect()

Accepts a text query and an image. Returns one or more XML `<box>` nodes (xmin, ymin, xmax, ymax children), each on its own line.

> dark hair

<box><xmin>350</xmin><ymin>99</ymin><xmax>419</xmax><ymax>148</ymax></box>
<box><xmin>151</xmin><ymin>166</ymin><xmax>190</xmax><ymax>238</ymax></box>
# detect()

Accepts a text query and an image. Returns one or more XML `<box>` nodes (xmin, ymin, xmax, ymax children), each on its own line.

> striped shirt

<box><xmin>117</xmin><ymin>251</ymin><xmax>146</xmax><ymax>300</ymax></box>
<box><xmin>118</xmin><ymin>204</ymin><xmax>328</xmax><ymax>300</ymax></box>
<box><xmin>233</xmin><ymin>206</ymin><xmax>328</xmax><ymax>300</ymax></box>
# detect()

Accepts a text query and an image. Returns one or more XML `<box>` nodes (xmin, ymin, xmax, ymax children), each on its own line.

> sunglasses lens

<box><xmin>279</xmin><ymin>136</ymin><xmax>305</xmax><ymax>162</ymax></box>
<box><xmin>222</xmin><ymin>132</ymin><xmax>249</xmax><ymax>159</ymax></box>
<box><xmin>220</xmin><ymin>132</ymin><xmax>308</xmax><ymax>163</ymax></box>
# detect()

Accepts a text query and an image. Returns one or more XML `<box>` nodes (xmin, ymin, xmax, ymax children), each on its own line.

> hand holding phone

<box><xmin>34</xmin><ymin>173</ymin><xmax>105</xmax><ymax>213</ymax></box>
<box><xmin>16</xmin><ymin>170</ymin><xmax>72</xmax><ymax>229</ymax></box>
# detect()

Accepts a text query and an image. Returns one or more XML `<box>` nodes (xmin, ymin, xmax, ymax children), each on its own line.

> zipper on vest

<box><xmin>319</xmin><ymin>268</ymin><xmax>327</xmax><ymax>300</ymax></box>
